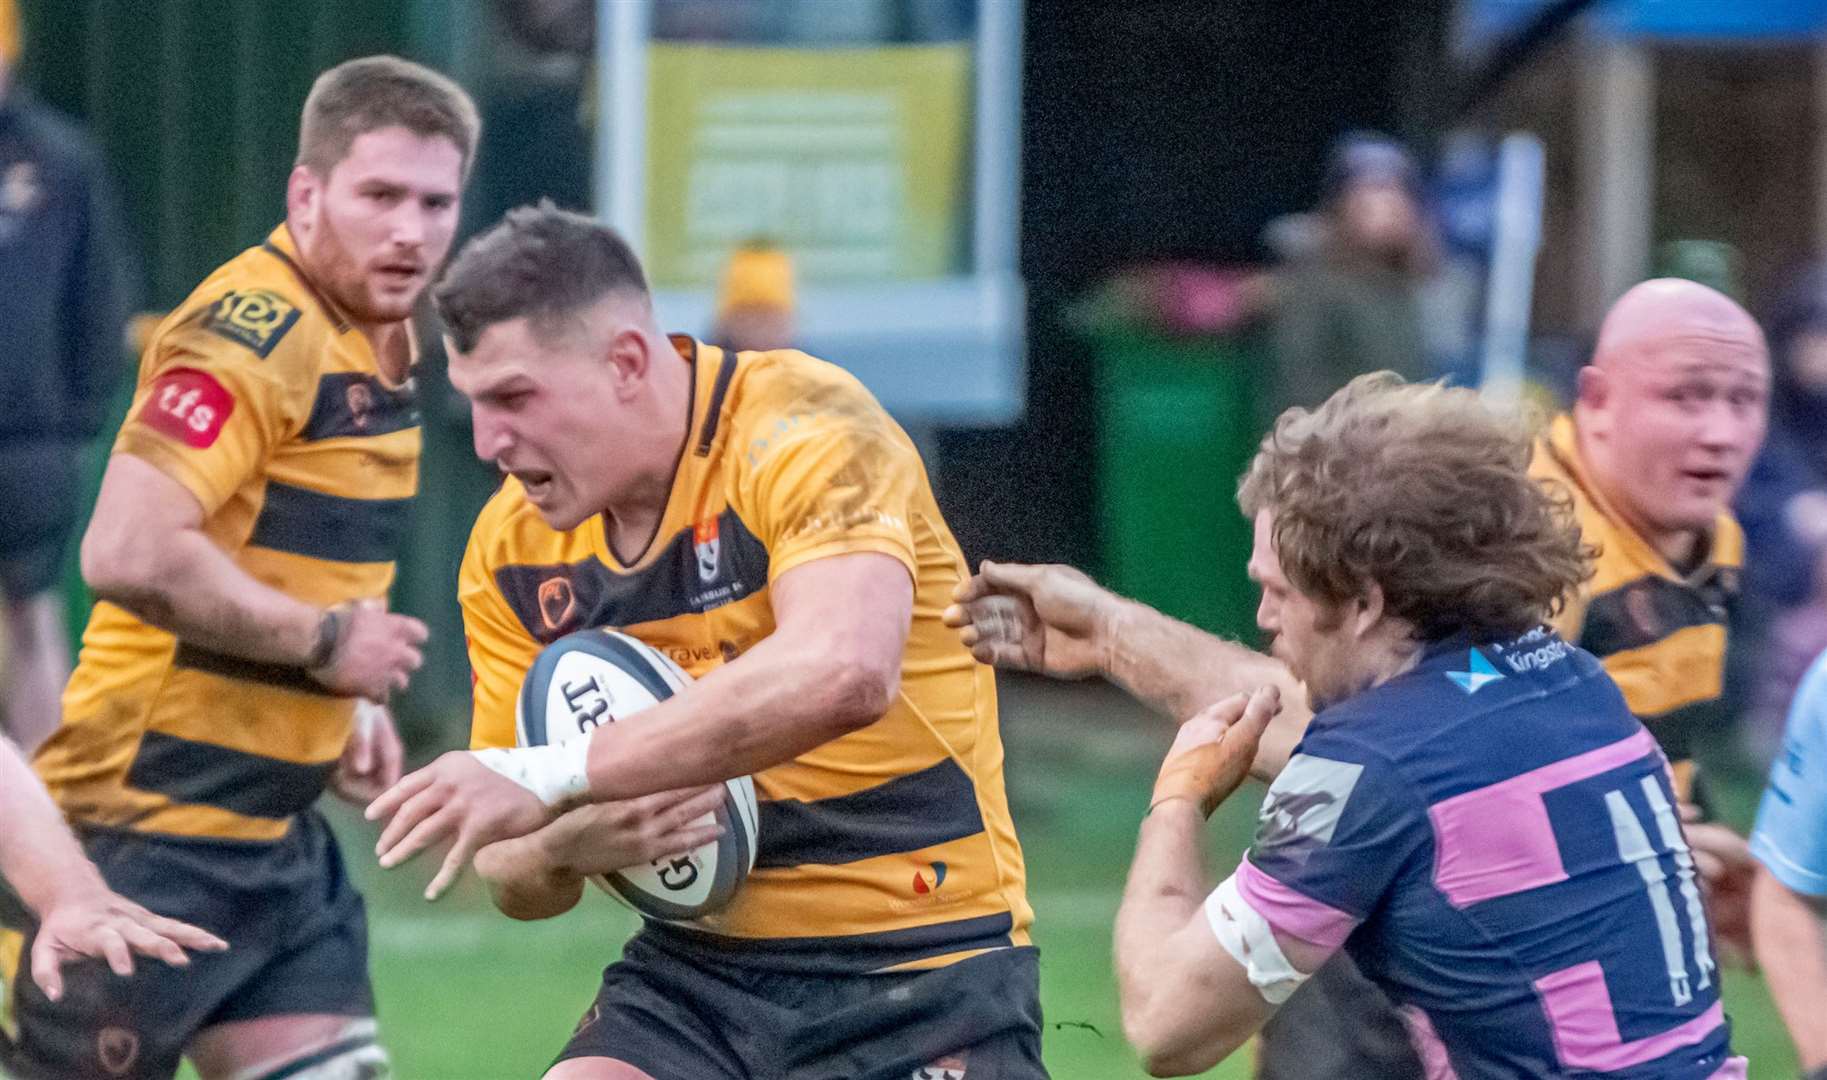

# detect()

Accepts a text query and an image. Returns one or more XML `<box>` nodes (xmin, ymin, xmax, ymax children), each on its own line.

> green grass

<box><xmin>181</xmin><ymin>678</ymin><xmax>1798</xmax><ymax>1078</ymax></box>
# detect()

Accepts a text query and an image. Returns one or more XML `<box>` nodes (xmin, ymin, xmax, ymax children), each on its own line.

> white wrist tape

<box><xmin>470</xmin><ymin>743</ymin><xmax>591</xmax><ymax>810</ymax></box>
<box><xmin>1203</xmin><ymin>872</ymin><xmax>1310</xmax><ymax>1005</ymax></box>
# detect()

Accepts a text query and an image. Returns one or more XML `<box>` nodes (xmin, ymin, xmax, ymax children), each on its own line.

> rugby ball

<box><xmin>515</xmin><ymin>628</ymin><xmax>758</xmax><ymax>922</ymax></box>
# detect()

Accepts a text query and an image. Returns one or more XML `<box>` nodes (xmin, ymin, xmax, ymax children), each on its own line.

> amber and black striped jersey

<box><xmin>35</xmin><ymin>225</ymin><xmax>419</xmax><ymax>842</ymax></box>
<box><xmin>1531</xmin><ymin>414</ymin><xmax>1742</xmax><ymax>800</ymax></box>
<box><xmin>462</xmin><ymin>337</ymin><xmax>1033</xmax><ymax>973</ymax></box>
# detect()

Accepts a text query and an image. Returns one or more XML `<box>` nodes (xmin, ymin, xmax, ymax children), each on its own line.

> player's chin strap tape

<box><xmin>472</xmin><ymin>741</ymin><xmax>592</xmax><ymax>810</ymax></box>
<box><xmin>232</xmin><ymin>1020</ymin><xmax>391</xmax><ymax>1080</ymax></box>
<box><xmin>1203</xmin><ymin>872</ymin><xmax>1310</xmax><ymax>1005</ymax></box>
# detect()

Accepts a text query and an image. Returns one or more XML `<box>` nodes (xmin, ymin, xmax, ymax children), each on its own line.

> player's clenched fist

<box><xmin>1152</xmin><ymin>687</ymin><xmax>1280</xmax><ymax>818</ymax></box>
<box><xmin>942</xmin><ymin>561</ymin><xmax>1120</xmax><ymax>679</ymax></box>
<box><xmin>310</xmin><ymin>600</ymin><xmax>428</xmax><ymax>702</ymax></box>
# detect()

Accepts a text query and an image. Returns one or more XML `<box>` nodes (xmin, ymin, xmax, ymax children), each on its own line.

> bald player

<box><xmin>1533</xmin><ymin>278</ymin><xmax>1766</xmax><ymax>814</ymax></box>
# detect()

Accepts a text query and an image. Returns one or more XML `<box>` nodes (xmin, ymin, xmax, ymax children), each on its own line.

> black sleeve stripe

<box><xmin>172</xmin><ymin>643</ymin><xmax>338</xmax><ymax>697</ymax></box>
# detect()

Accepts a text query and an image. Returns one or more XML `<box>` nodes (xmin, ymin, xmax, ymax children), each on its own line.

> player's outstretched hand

<box><xmin>312</xmin><ymin>602</ymin><xmax>428</xmax><ymax>703</ymax></box>
<box><xmin>1151</xmin><ymin>687</ymin><xmax>1281</xmax><ymax>818</ymax></box>
<box><xmin>368</xmin><ymin>751</ymin><xmax>556</xmax><ymax>901</ymax></box>
<box><xmin>538</xmin><ymin>787</ymin><xmax>727</xmax><ymax>878</ymax></box>
<box><xmin>329</xmin><ymin>700</ymin><xmax>404</xmax><ymax>808</ymax></box>
<box><xmin>943</xmin><ymin>561</ymin><xmax>1117</xmax><ymax>679</ymax></box>
<box><xmin>31</xmin><ymin>887</ymin><xmax>227</xmax><ymax>1003</ymax></box>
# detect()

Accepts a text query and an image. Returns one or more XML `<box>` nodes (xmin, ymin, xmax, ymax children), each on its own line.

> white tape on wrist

<box><xmin>1203</xmin><ymin>872</ymin><xmax>1309</xmax><ymax>1005</ymax></box>
<box><xmin>470</xmin><ymin>743</ymin><xmax>591</xmax><ymax>810</ymax></box>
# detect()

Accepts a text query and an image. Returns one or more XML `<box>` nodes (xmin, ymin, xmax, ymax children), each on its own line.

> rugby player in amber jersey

<box><xmin>8</xmin><ymin>57</ymin><xmax>467</xmax><ymax>1080</ymax></box>
<box><xmin>370</xmin><ymin>204</ymin><xmax>1044</xmax><ymax>1080</ymax></box>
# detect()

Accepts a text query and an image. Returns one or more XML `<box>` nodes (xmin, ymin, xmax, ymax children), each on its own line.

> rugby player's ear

<box><xmin>1575</xmin><ymin>364</ymin><xmax>1608</xmax><ymax>412</ymax></box>
<box><xmin>605</xmin><ymin>327</ymin><xmax>650</xmax><ymax>402</ymax></box>
<box><xmin>287</xmin><ymin>164</ymin><xmax>323</xmax><ymax>232</ymax></box>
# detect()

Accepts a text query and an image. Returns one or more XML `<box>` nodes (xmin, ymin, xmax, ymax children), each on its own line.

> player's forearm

<box><xmin>1104</xmin><ymin>599</ymin><xmax>1310</xmax><ymax>780</ymax></box>
<box><xmin>1751</xmin><ymin>866</ymin><xmax>1827</xmax><ymax>1069</ymax></box>
<box><xmin>0</xmin><ymin>739</ymin><xmax>108</xmax><ymax>915</ymax></box>
<box><xmin>85</xmin><ymin>524</ymin><xmax>322</xmax><ymax>665</ymax></box>
<box><xmin>1117</xmin><ymin>805</ymin><xmax>1210</xmax><ymax>990</ymax></box>
<box><xmin>585</xmin><ymin>631</ymin><xmax>891</xmax><ymax>802</ymax></box>
<box><xmin>1116</xmin><ymin>805</ymin><xmax>1251</xmax><ymax>1075</ymax></box>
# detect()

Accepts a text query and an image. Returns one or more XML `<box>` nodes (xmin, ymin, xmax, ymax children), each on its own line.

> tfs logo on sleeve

<box><xmin>138</xmin><ymin>368</ymin><xmax>236</xmax><ymax>449</ymax></box>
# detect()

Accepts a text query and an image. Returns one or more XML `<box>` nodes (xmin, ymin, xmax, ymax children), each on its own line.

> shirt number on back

<box><xmin>1604</xmin><ymin>776</ymin><xmax>1714</xmax><ymax>1004</ymax></box>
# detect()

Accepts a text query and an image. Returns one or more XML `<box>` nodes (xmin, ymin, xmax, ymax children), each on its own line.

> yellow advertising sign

<box><xmin>645</xmin><ymin>43</ymin><xmax>970</xmax><ymax>287</ymax></box>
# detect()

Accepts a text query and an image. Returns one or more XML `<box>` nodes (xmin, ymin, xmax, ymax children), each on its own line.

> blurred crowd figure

<box><xmin>1262</xmin><ymin>132</ymin><xmax>1437</xmax><ymax>431</ymax></box>
<box><xmin>1737</xmin><ymin>264</ymin><xmax>1827</xmax><ymax>757</ymax></box>
<box><xmin>714</xmin><ymin>241</ymin><xmax>797</xmax><ymax>353</ymax></box>
<box><xmin>0</xmin><ymin>0</ymin><xmax>132</xmax><ymax>752</ymax></box>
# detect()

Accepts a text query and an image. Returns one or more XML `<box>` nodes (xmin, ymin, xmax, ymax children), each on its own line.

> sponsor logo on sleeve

<box><xmin>137</xmin><ymin>367</ymin><xmax>236</xmax><ymax>449</ymax></box>
<box><xmin>201</xmin><ymin>289</ymin><xmax>301</xmax><ymax>358</ymax></box>
<box><xmin>1253</xmin><ymin>754</ymin><xmax>1364</xmax><ymax>863</ymax></box>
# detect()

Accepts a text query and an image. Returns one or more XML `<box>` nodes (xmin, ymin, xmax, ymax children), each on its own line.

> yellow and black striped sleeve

<box><xmin>113</xmin><ymin>309</ymin><xmax>308</xmax><ymax>514</ymax></box>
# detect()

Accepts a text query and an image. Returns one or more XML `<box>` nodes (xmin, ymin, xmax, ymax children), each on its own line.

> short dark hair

<box><xmin>435</xmin><ymin>201</ymin><xmax>651</xmax><ymax>355</ymax></box>
<box><xmin>297</xmin><ymin>56</ymin><xmax>480</xmax><ymax>180</ymax></box>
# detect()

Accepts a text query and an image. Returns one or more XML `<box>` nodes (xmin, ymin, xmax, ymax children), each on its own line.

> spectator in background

<box><xmin>0</xmin><ymin>0</ymin><xmax>133</xmax><ymax>752</ymax></box>
<box><xmin>1263</xmin><ymin>131</ymin><xmax>1435</xmax><ymax>430</ymax></box>
<box><xmin>714</xmin><ymin>240</ymin><xmax>797</xmax><ymax>352</ymax></box>
<box><xmin>1736</xmin><ymin>264</ymin><xmax>1827</xmax><ymax>756</ymax></box>
<box><xmin>1748</xmin><ymin>645</ymin><xmax>1827</xmax><ymax>1078</ymax></box>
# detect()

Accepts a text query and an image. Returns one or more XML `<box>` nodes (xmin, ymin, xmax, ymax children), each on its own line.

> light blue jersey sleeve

<box><xmin>1750</xmin><ymin>650</ymin><xmax>1827</xmax><ymax>897</ymax></box>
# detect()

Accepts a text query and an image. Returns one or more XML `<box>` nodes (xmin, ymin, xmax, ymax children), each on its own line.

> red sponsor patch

<box><xmin>137</xmin><ymin>368</ymin><xmax>235</xmax><ymax>448</ymax></box>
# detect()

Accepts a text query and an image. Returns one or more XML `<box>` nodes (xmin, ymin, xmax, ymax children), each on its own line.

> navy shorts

<box><xmin>558</xmin><ymin>931</ymin><xmax>1048</xmax><ymax>1080</ymax></box>
<box><xmin>1256</xmin><ymin>951</ymin><xmax>1423</xmax><ymax>1080</ymax></box>
<box><xmin>0</xmin><ymin>810</ymin><xmax>374</xmax><ymax>1080</ymax></box>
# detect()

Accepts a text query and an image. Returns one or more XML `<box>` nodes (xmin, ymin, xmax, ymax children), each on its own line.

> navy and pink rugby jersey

<box><xmin>1224</xmin><ymin>627</ymin><xmax>1743</xmax><ymax>1079</ymax></box>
